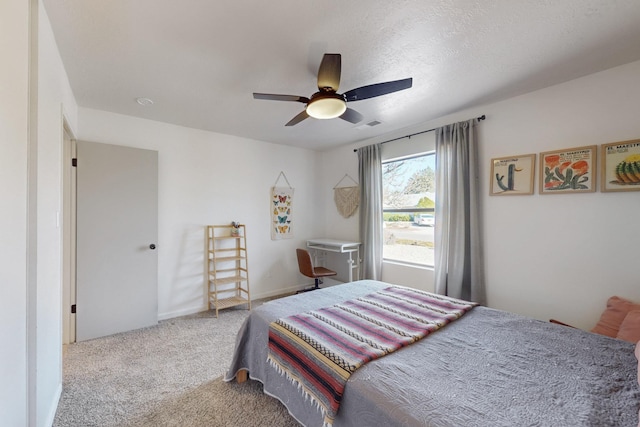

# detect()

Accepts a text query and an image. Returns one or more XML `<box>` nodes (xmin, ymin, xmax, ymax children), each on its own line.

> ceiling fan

<box><xmin>253</xmin><ymin>53</ymin><xmax>413</xmax><ymax>126</ymax></box>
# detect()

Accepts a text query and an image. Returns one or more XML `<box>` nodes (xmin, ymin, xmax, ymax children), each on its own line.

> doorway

<box><xmin>62</xmin><ymin>124</ymin><xmax>76</xmax><ymax>344</ymax></box>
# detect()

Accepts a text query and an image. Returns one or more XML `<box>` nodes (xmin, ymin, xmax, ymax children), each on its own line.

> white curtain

<box><xmin>357</xmin><ymin>144</ymin><xmax>383</xmax><ymax>280</ymax></box>
<box><xmin>434</xmin><ymin>119</ymin><xmax>486</xmax><ymax>304</ymax></box>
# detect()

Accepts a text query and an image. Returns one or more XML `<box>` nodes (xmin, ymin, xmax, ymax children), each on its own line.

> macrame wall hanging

<box><xmin>271</xmin><ymin>171</ymin><xmax>294</xmax><ymax>240</ymax></box>
<box><xmin>333</xmin><ymin>173</ymin><xmax>359</xmax><ymax>218</ymax></box>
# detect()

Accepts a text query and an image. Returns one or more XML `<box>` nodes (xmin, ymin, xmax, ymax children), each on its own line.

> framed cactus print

<box><xmin>539</xmin><ymin>145</ymin><xmax>596</xmax><ymax>194</ymax></box>
<box><xmin>490</xmin><ymin>154</ymin><xmax>535</xmax><ymax>196</ymax></box>
<box><xmin>601</xmin><ymin>139</ymin><xmax>640</xmax><ymax>192</ymax></box>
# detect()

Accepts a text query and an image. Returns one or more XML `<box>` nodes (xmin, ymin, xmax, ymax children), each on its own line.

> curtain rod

<box><xmin>353</xmin><ymin>114</ymin><xmax>486</xmax><ymax>152</ymax></box>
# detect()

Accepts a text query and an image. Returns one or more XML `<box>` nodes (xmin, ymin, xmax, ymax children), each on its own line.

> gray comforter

<box><xmin>224</xmin><ymin>280</ymin><xmax>640</xmax><ymax>426</ymax></box>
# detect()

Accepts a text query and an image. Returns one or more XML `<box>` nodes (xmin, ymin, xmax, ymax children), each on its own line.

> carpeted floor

<box><xmin>123</xmin><ymin>377</ymin><xmax>298</xmax><ymax>427</ymax></box>
<box><xmin>53</xmin><ymin>303</ymin><xmax>299</xmax><ymax>426</ymax></box>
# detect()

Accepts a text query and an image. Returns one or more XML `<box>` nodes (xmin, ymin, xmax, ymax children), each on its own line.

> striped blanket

<box><xmin>267</xmin><ymin>286</ymin><xmax>477</xmax><ymax>426</ymax></box>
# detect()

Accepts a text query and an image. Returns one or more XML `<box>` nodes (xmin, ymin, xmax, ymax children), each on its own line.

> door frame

<box><xmin>62</xmin><ymin>119</ymin><xmax>76</xmax><ymax>345</ymax></box>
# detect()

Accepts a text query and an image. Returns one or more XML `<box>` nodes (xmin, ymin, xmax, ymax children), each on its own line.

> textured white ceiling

<box><xmin>43</xmin><ymin>0</ymin><xmax>640</xmax><ymax>151</ymax></box>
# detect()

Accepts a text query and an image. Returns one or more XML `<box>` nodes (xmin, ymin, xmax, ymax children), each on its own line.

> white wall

<box><xmin>321</xmin><ymin>60</ymin><xmax>640</xmax><ymax>330</ymax></box>
<box><xmin>478</xmin><ymin>60</ymin><xmax>640</xmax><ymax>329</ymax></box>
<box><xmin>36</xmin><ymin>2</ymin><xmax>78</xmax><ymax>425</ymax></box>
<box><xmin>1</xmin><ymin>1</ymin><xmax>78</xmax><ymax>425</ymax></box>
<box><xmin>0</xmin><ymin>1</ymin><xmax>30</xmax><ymax>425</ymax></box>
<box><xmin>77</xmin><ymin>109</ymin><xmax>324</xmax><ymax>319</ymax></box>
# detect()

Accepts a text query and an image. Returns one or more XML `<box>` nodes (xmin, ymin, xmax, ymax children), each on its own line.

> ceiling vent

<box><xmin>355</xmin><ymin>120</ymin><xmax>382</xmax><ymax>130</ymax></box>
<box><xmin>136</xmin><ymin>97</ymin><xmax>154</xmax><ymax>106</ymax></box>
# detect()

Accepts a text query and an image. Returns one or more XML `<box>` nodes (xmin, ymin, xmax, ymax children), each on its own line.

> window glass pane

<box><xmin>382</xmin><ymin>153</ymin><xmax>435</xmax><ymax>266</ymax></box>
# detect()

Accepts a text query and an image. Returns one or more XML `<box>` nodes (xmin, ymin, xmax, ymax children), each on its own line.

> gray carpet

<box><xmin>54</xmin><ymin>303</ymin><xmax>299</xmax><ymax>426</ymax></box>
<box><xmin>123</xmin><ymin>378</ymin><xmax>299</xmax><ymax>427</ymax></box>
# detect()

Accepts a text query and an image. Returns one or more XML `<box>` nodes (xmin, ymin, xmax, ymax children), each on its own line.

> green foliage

<box><xmin>383</xmin><ymin>213</ymin><xmax>412</xmax><ymax>222</ymax></box>
<box><xmin>416</xmin><ymin>197</ymin><xmax>434</xmax><ymax>208</ymax></box>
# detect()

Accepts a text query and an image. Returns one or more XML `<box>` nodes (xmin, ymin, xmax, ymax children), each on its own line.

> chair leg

<box><xmin>297</xmin><ymin>278</ymin><xmax>322</xmax><ymax>294</ymax></box>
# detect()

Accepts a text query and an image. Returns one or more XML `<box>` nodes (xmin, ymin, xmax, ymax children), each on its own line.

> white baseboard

<box><xmin>251</xmin><ymin>284</ymin><xmax>302</xmax><ymax>299</ymax></box>
<box><xmin>45</xmin><ymin>382</ymin><xmax>63</xmax><ymax>427</ymax></box>
<box><xmin>158</xmin><ymin>283</ymin><xmax>315</xmax><ymax>320</ymax></box>
<box><xmin>158</xmin><ymin>304</ymin><xmax>208</xmax><ymax>321</ymax></box>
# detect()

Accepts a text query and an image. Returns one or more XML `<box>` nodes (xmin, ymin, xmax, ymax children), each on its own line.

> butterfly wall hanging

<box><xmin>271</xmin><ymin>171</ymin><xmax>294</xmax><ymax>241</ymax></box>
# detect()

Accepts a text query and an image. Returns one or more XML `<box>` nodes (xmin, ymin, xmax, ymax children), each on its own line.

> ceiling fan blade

<box><xmin>340</xmin><ymin>108</ymin><xmax>364</xmax><ymax>124</ymax></box>
<box><xmin>343</xmin><ymin>78</ymin><xmax>413</xmax><ymax>102</ymax></box>
<box><xmin>285</xmin><ymin>110</ymin><xmax>309</xmax><ymax>126</ymax></box>
<box><xmin>317</xmin><ymin>53</ymin><xmax>341</xmax><ymax>91</ymax></box>
<box><xmin>253</xmin><ymin>93</ymin><xmax>309</xmax><ymax>103</ymax></box>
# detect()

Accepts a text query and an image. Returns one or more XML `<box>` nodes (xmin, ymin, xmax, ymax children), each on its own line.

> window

<box><xmin>382</xmin><ymin>152</ymin><xmax>435</xmax><ymax>267</ymax></box>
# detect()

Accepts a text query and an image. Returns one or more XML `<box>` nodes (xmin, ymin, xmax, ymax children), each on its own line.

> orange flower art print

<box><xmin>540</xmin><ymin>146</ymin><xmax>596</xmax><ymax>194</ymax></box>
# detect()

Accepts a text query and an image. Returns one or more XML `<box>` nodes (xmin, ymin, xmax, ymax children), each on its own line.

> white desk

<box><xmin>306</xmin><ymin>238</ymin><xmax>361</xmax><ymax>282</ymax></box>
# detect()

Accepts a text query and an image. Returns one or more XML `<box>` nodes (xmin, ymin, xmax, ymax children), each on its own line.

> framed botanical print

<box><xmin>601</xmin><ymin>139</ymin><xmax>640</xmax><ymax>192</ymax></box>
<box><xmin>489</xmin><ymin>154</ymin><xmax>535</xmax><ymax>196</ymax></box>
<box><xmin>539</xmin><ymin>145</ymin><xmax>597</xmax><ymax>194</ymax></box>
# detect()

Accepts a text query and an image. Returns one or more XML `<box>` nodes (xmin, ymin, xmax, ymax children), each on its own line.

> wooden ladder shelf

<box><xmin>206</xmin><ymin>225</ymin><xmax>251</xmax><ymax>317</ymax></box>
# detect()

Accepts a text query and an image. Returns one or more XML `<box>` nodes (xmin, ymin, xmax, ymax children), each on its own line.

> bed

<box><xmin>224</xmin><ymin>280</ymin><xmax>640</xmax><ymax>426</ymax></box>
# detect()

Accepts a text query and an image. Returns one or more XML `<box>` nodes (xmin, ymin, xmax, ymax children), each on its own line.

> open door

<box><xmin>75</xmin><ymin>141</ymin><xmax>158</xmax><ymax>341</ymax></box>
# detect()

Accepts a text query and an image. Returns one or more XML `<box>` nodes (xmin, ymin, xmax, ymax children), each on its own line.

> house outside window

<box><xmin>382</xmin><ymin>152</ymin><xmax>435</xmax><ymax>267</ymax></box>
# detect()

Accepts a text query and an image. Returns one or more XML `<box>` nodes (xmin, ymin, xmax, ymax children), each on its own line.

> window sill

<box><xmin>382</xmin><ymin>258</ymin><xmax>434</xmax><ymax>271</ymax></box>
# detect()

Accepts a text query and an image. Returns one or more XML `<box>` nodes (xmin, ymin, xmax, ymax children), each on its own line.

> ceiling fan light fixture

<box><xmin>306</xmin><ymin>93</ymin><xmax>347</xmax><ymax>119</ymax></box>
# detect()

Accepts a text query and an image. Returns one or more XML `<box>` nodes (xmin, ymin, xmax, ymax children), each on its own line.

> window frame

<box><xmin>381</xmin><ymin>151</ymin><xmax>436</xmax><ymax>267</ymax></box>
